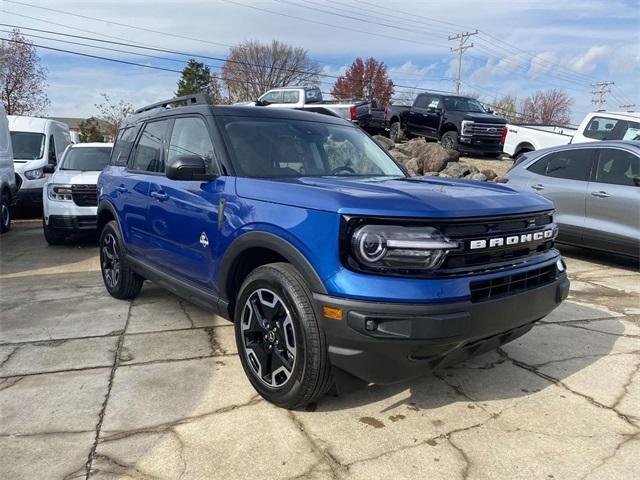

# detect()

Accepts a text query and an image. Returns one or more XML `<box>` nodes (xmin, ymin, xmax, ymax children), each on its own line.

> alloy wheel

<box><xmin>101</xmin><ymin>233</ymin><xmax>121</xmax><ymax>288</ymax></box>
<box><xmin>240</xmin><ymin>288</ymin><xmax>297</xmax><ymax>388</ymax></box>
<box><xmin>1</xmin><ymin>203</ymin><xmax>9</xmax><ymax>229</ymax></box>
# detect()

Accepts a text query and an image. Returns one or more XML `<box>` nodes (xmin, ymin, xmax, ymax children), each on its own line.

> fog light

<box><xmin>556</xmin><ymin>259</ymin><xmax>566</xmax><ymax>273</ymax></box>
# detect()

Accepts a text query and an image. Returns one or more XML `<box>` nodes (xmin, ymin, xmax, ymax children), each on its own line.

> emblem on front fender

<box><xmin>199</xmin><ymin>232</ymin><xmax>209</xmax><ymax>248</ymax></box>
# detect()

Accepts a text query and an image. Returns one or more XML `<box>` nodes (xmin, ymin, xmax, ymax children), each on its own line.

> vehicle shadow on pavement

<box><xmin>558</xmin><ymin>244</ymin><xmax>639</xmax><ymax>272</ymax></box>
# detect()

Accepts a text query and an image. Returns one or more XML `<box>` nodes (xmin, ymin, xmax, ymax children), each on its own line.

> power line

<box><xmin>591</xmin><ymin>81</ymin><xmax>614</xmax><ymax>110</ymax></box>
<box><xmin>618</xmin><ymin>104</ymin><xmax>636</xmax><ymax>111</ymax></box>
<box><xmin>448</xmin><ymin>30</ymin><xmax>478</xmax><ymax>95</ymax></box>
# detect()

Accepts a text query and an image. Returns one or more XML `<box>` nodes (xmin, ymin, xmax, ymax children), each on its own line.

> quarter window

<box><xmin>594</xmin><ymin>149</ymin><xmax>639</xmax><ymax>187</ymax></box>
<box><xmin>414</xmin><ymin>95</ymin><xmax>428</xmax><ymax>109</ymax></box>
<box><xmin>167</xmin><ymin>117</ymin><xmax>215</xmax><ymax>173</ymax></box>
<box><xmin>111</xmin><ymin>126</ymin><xmax>138</xmax><ymax>166</ymax></box>
<box><xmin>130</xmin><ymin>120</ymin><xmax>169</xmax><ymax>173</ymax></box>
<box><xmin>48</xmin><ymin>135</ymin><xmax>57</xmax><ymax>164</ymax></box>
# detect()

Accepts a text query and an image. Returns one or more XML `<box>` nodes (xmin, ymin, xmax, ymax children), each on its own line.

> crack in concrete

<box><xmin>84</xmin><ymin>302</ymin><xmax>133</xmax><ymax>479</ymax></box>
<box><xmin>445</xmin><ymin>435</ymin><xmax>471</xmax><ymax>480</ymax></box>
<box><xmin>497</xmin><ymin>348</ymin><xmax>640</xmax><ymax>429</ymax></box>
<box><xmin>90</xmin><ymin>453</ymin><xmax>162</xmax><ymax>480</ymax></box>
<box><xmin>287</xmin><ymin>410</ymin><xmax>348</xmax><ymax>479</ymax></box>
<box><xmin>0</xmin><ymin>429</ymin><xmax>94</xmax><ymax>438</ymax></box>
<box><xmin>99</xmin><ymin>394</ymin><xmax>263</xmax><ymax>443</ymax></box>
<box><xmin>0</xmin><ymin>376</ymin><xmax>23</xmax><ymax>391</ymax></box>
<box><xmin>540</xmin><ymin>320</ymin><xmax>640</xmax><ymax>339</ymax></box>
<box><xmin>169</xmin><ymin>428</ymin><xmax>188</xmax><ymax>480</ymax></box>
<box><xmin>177</xmin><ymin>299</ymin><xmax>196</xmax><ymax>329</ymax></box>
<box><xmin>611</xmin><ymin>358</ymin><xmax>640</xmax><ymax>411</ymax></box>
<box><xmin>527</xmin><ymin>350</ymin><xmax>640</xmax><ymax>369</ymax></box>
<box><xmin>204</xmin><ymin>327</ymin><xmax>227</xmax><ymax>356</ymax></box>
<box><xmin>579</xmin><ymin>431</ymin><xmax>640</xmax><ymax>480</ymax></box>
<box><xmin>0</xmin><ymin>345</ymin><xmax>20</xmax><ymax>369</ymax></box>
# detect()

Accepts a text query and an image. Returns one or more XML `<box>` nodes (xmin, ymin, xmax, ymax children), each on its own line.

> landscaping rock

<box><xmin>481</xmin><ymin>169</ymin><xmax>498</xmax><ymax>181</ymax></box>
<box><xmin>441</xmin><ymin>162</ymin><xmax>471</xmax><ymax>178</ymax></box>
<box><xmin>404</xmin><ymin>158</ymin><xmax>422</xmax><ymax>176</ymax></box>
<box><xmin>372</xmin><ymin>135</ymin><xmax>395</xmax><ymax>151</ymax></box>
<box><xmin>418</xmin><ymin>143</ymin><xmax>460</xmax><ymax>173</ymax></box>
<box><xmin>468</xmin><ymin>172</ymin><xmax>488</xmax><ymax>182</ymax></box>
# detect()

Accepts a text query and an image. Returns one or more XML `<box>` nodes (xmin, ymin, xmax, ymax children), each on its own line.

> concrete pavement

<box><xmin>1</xmin><ymin>221</ymin><xmax>638</xmax><ymax>479</ymax></box>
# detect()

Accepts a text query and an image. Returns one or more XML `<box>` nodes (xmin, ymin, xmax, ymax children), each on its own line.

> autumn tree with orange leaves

<box><xmin>331</xmin><ymin>58</ymin><xmax>394</xmax><ymax>108</ymax></box>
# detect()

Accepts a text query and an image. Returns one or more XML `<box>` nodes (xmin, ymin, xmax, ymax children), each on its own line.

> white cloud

<box><xmin>528</xmin><ymin>51</ymin><xmax>557</xmax><ymax>78</ymax></box>
<box><xmin>566</xmin><ymin>45</ymin><xmax>610</xmax><ymax>73</ymax></box>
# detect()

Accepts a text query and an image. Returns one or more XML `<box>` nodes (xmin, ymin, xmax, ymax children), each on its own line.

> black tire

<box><xmin>0</xmin><ymin>192</ymin><xmax>10</xmax><ymax>234</ymax></box>
<box><xmin>99</xmin><ymin>220</ymin><xmax>144</xmax><ymax>299</ymax></box>
<box><xmin>43</xmin><ymin>219</ymin><xmax>66</xmax><ymax>245</ymax></box>
<box><xmin>389</xmin><ymin>122</ymin><xmax>405</xmax><ymax>143</ymax></box>
<box><xmin>441</xmin><ymin>131</ymin><xmax>459</xmax><ymax>151</ymax></box>
<box><xmin>234</xmin><ymin>262</ymin><xmax>333</xmax><ymax>409</ymax></box>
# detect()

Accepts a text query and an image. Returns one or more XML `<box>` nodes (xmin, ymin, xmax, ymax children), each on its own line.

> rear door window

<box><xmin>593</xmin><ymin>148</ymin><xmax>639</xmax><ymax>186</ymax></box>
<box><xmin>583</xmin><ymin>116</ymin><xmax>640</xmax><ymax>141</ymax></box>
<box><xmin>260</xmin><ymin>91</ymin><xmax>283</xmax><ymax>104</ymax></box>
<box><xmin>111</xmin><ymin>126</ymin><xmax>139</xmax><ymax>166</ymax></box>
<box><xmin>282</xmin><ymin>91</ymin><xmax>300</xmax><ymax>104</ymax></box>
<box><xmin>129</xmin><ymin>120</ymin><xmax>170</xmax><ymax>173</ymax></box>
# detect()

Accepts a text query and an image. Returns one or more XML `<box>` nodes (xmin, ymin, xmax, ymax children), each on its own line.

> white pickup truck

<box><xmin>238</xmin><ymin>86</ymin><xmax>373</xmax><ymax>125</ymax></box>
<box><xmin>503</xmin><ymin>111</ymin><xmax>640</xmax><ymax>158</ymax></box>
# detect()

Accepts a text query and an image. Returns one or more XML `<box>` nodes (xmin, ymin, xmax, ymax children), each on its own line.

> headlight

<box><xmin>350</xmin><ymin>225</ymin><xmax>459</xmax><ymax>272</ymax></box>
<box><xmin>24</xmin><ymin>168</ymin><xmax>44</xmax><ymax>180</ymax></box>
<box><xmin>461</xmin><ymin>120</ymin><xmax>474</xmax><ymax>136</ymax></box>
<box><xmin>47</xmin><ymin>184</ymin><xmax>73</xmax><ymax>201</ymax></box>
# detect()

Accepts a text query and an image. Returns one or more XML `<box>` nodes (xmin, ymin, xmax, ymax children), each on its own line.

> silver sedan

<box><xmin>504</xmin><ymin>140</ymin><xmax>640</xmax><ymax>258</ymax></box>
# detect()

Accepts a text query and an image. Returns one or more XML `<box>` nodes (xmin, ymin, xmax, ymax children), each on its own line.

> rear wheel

<box><xmin>234</xmin><ymin>263</ymin><xmax>333</xmax><ymax>409</ymax></box>
<box><xmin>99</xmin><ymin>220</ymin><xmax>144</xmax><ymax>299</ymax></box>
<box><xmin>43</xmin><ymin>219</ymin><xmax>66</xmax><ymax>245</ymax></box>
<box><xmin>0</xmin><ymin>193</ymin><xmax>10</xmax><ymax>234</ymax></box>
<box><xmin>441</xmin><ymin>131</ymin><xmax>459</xmax><ymax>151</ymax></box>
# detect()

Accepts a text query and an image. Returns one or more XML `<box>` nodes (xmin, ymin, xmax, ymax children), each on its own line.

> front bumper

<box><xmin>458</xmin><ymin>136</ymin><xmax>503</xmax><ymax>155</ymax></box>
<box><xmin>315</xmin><ymin>271</ymin><xmax>569</xmax><ymax>385</ymax></box>
<box><xmin>46</xmin><ymin>215</ymin><xmax>97</xmax><ymax>232</ymax></box>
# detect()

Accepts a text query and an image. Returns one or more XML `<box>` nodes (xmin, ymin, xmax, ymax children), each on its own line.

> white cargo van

<box><xmin>8</xmin><ymin>116</ymin><xmax>71</xmax><ymax>210</ymax></box>
<box><xmin>0</xmin><ymin>104</ymin><xmax>17</xmax><ymax>233</ymax></box>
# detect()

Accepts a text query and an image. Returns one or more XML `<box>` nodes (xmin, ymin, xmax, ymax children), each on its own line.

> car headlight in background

<box><xmin>47</xmin><ymin>184</ymin><xmax>73</xmax><ymax>201</ymax></box>
<box><xmin>350</xmin><ymin>225</ymin><xmax>459</xmax><ymax>272</ymax></box>
<box><xmin>24</xmin><ymin>168</ymin><xmax>44</xmax><ymax>180</ymax></box>
<box><xmin>461</xmin><ymin>120</ymin><xmax>474</xmax><ymax>136</ymax></box>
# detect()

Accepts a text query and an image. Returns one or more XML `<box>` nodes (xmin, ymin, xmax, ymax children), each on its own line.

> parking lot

<box><xmin>1</xmin><ymin>220</ymin><xmax>638</xmax><ymax>480</ymax></box>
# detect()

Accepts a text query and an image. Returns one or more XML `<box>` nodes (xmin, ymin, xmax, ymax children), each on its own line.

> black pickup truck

<box><xmin>387</xmin><ymin>93</ymin><xmax>508</xmax><ymax>157</ymax></box>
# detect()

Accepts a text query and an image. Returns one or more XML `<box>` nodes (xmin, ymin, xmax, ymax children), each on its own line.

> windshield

<box><xmin>220</xmin><ymin>117</ymin><xmax>406</xmax><ymax>178</ymax></box>
<box><xmin>10</xmin><ymin>132</ymin><xmax>45</xmax><ymax>160</ymax></box>
<box><xmin>61</xmin><ymin>147</ymin><xmax>112</xmax><ymax>171</ymax></box>
<box><xmin>443</xmin><ymin>97</ymin><xmax>486</xmax><ymax>113</ymax></box>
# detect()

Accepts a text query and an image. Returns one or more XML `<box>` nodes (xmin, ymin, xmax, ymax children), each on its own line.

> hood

<box><xmin>49</xmin><ymin>170</ymin><xmax>101</xmax><ymax>185</ymax></box>
<box><xmin>235</xmin><ymin>176</ymin><xmax>553</xmax><ymax>218</ymax></box>
<box><xmin>461</xmin><ymin>112</ymin><xmax>507</xmax><ymax>124</ymax></box>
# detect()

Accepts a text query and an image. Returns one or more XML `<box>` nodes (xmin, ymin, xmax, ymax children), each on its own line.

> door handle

<box><xmin>591</xmin><ymin>191</ymin><xmax>610</xmax><ymax>198</ymax></box>
<box><xmin>409</xmin><ymin>111</ymin><xmax>415</xmax><ymax>115</ymax></box>
<box><xmin>150</xmin><ymin>191</ymin><xmax>169</xmax><ymax>201</ymax></box>
<box><xmin>531</xmin><ymin>184</ymin><xmax>545</xmax><ymax>191</ymax></box>
<box><xmin>115</xmin><ymin>185</ymin><xmax>128</xmax><ymax>193</ymax></box>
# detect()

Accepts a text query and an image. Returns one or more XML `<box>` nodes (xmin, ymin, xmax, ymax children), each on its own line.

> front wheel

<box><xmin>441</xmin><ymin>131</ymin><xmax>459</xmax><ymax>151</ymax></box>
<box><xmin>43</xmin><ymin>219</ymin><xmax>66</xmax><ymax>245</ymax></box>
<box><xmin>389</xmin><ymin>122</ymin><xmax>405</xmax><ymax>143</ymax></box>
<box><xmin>1</xmin><ymin>193</ymin><xmax>11</xmax><ymax>234</ymax></box>
<box><xmin>234</xmin><ymin>263</ymin><xmax>333</xmax><ymax>409</ymax></box>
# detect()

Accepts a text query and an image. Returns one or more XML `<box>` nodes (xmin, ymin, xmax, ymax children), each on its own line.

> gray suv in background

<box><xmin>504</xmin><ymin>141</ymin><xmax>639</xmax><ymax>258</ymax></box>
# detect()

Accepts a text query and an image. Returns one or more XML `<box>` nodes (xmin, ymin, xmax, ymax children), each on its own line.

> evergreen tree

<box><xmin>176</xmin><ymin>59</ymin><xmax>225</xmax><ymax>103</ymax></box>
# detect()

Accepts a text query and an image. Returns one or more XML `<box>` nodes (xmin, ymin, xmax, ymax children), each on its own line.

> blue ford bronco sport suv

<box><xmin>97</xmin><ymin>94</ymin><xmax>569</xmax><ymax>409</ymax></box>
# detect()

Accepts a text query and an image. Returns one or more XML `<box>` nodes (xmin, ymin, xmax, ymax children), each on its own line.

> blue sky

<box><xmin>1</xmin><ymin>0</ymin><xmax>638</xmax><ymax>124</ymax></box>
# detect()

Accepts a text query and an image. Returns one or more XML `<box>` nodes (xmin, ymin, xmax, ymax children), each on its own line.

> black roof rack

<box><xmin>134</xmin><ymin>94</ymin><xmax>211</xmax><ymax>114</ymax></box>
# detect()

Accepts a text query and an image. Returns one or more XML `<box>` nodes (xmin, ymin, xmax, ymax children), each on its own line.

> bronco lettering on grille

<box><xmin>469</xmin><ymin>228</ymin><xmax>555</xmax><ymax>250</ymax></box>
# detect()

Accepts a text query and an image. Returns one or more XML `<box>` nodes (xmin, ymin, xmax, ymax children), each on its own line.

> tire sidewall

<box><xmin>234</xmin><ymin>268</ymin><xmax>314</xmax><ymax>406</ymax></box>
<box><xmin>0</xmin><ymin>194</ymin><xmax>10</xmax><ymax>233</ymax></box>
<box><xmin>99</xmin><ymin>221</ymin><xmax>123</xmax><ymax>295</ymax></box>
<box><xmin>442</xmin><ymin>131</ymin><xmax>459</xmax><ymax>151</ymax></box>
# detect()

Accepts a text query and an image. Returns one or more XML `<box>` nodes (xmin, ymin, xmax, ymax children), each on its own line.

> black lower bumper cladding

<box><xmin>315</xmin><ymin>270</ymin><xmax>569</xmax><ymax>385</ymax></box>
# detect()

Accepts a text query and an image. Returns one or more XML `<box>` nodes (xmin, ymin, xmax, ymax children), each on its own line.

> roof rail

<box><xmin>134</xmin><ymin>94</ymin><xmax>211</xmax><ymax>114</ymax></box>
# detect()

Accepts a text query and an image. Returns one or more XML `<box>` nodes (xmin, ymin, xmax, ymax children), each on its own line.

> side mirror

<box><xmin>428</xmin><ymin>107</ymin><xmax>442</xmax><ymax>114</ymax></box>
<box><xmin>486</xmin><ymin>109</ymin><xmax>494</xmax><ymax>114</ymax></box>
<box><xmin>43</xmin><ymin>164</ymin><xmax>56</xmax><ymax>174</ymax></box>
<box><xmin>256</xmin><ymin>99</ymin><xmax>269</xmax><ymax>107</ymax></box>
<box><xmin>166</xmin><ymin>155</ymin><xmax>216</xmax><ymax>181</ymax></box>
<box><xmin>633</xmin><ymin>176</ymin><xmax>640</xmax><ymax>187</ymax></box>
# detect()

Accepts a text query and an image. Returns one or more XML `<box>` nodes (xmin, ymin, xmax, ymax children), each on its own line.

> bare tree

<box><xmin>521</xmin><ymin>89</ymin><xmax>573</xmax><ymax>126</ymax></box>
<box><xmin>94</xmin><ymin>93</ymin><xmax>134</xmax><ymax>139</ymax></box>
<box><xmin>222</xmin><ymin>40</ymin><xmax>320</xmax><ymax>102</ymax></box>
<box><xmin>0</xmin><ymin>29</ymin><xmax>49</xmax><ymax>115</ymax></box>
<box><xmin>491</xmin><ymin>95</ymin><xmax>520</xmax><ymax>123</ymax></box>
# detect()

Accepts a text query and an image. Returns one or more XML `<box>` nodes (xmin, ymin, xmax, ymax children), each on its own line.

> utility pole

<box><xmin>448</xmin><ymin>30</ymin><xmax>478</xmax><ymax>95</ymax></box>
<box><xmin>590</xmin><ymin>81</ymin><xmax>614</xmax><ymax>110</ymax></box>
<box><xmin>619</xmin><ymin>103</ymin><xmax>636</xmax><ymax>112</ymax></box>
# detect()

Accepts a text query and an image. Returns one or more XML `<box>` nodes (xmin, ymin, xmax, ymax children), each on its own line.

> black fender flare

<box><xmin>96</xmin><ymin>200</ymin><xmax>119</xmax><ymax>233</ymax></box>
<box><xmin>218</xmin><ymin>231</ymin><xmax>328</xmax><ymax>300</ymax></box>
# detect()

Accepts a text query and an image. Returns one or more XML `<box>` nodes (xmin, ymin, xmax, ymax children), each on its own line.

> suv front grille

<box><xmin>71</xmin><ymin>184</ymin><xmax>98</xmax><ymax>207</ymax></box>
<box><xmin>470</xmin><ymin>122</ymin><xmax>504</xmax><ymax>137</ymax></box>
<box><xmin>470</xmin><ymin>264</ymin><xmax>557</xmax><ymax>302</ymax></box>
